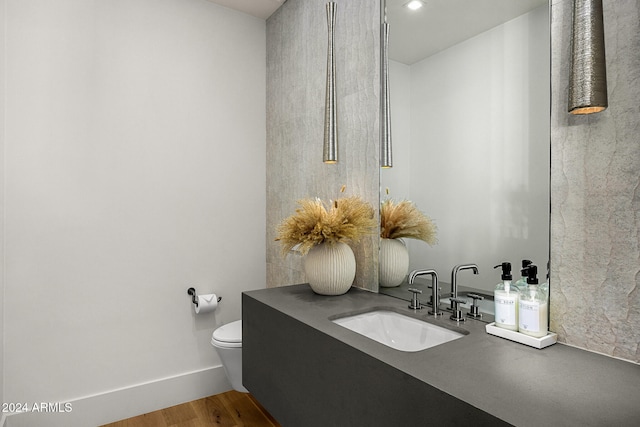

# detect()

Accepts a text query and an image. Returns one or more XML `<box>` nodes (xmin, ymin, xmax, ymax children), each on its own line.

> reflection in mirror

<box><xmin>380</xmin><ymin>0</ymin><xmax>550</xmax><ymax>305</ymax></box>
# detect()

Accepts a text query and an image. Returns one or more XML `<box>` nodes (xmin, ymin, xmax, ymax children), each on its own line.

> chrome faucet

<box><xmin>408</xmin><ymin>269</ymin><xmax>442</xmax><ymax>316</ymax></box>
<box><xmin>450</xmin><ymin>263</ymin><xmax>479</xmax><ymax>302</ymax></box>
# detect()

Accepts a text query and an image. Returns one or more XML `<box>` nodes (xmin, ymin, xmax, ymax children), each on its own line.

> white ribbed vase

<box><xmin>303</xmin><ymin>242</ymin><xmax>356</xmax><ymax>295</ymax></box>
<box><xmin>379</xmin><ymin>238</ymin><xmax>410</xmax><ymax>288</ymax></box>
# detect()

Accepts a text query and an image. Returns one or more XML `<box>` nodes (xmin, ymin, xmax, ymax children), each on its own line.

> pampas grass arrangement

<box><xmin>380</xmin><ymin>198</ymin><xmax>437</xmax><ymax>245</ymax></box>
<box><xmin>276</xmin><ymin>189</ymin><xmax>377</xmax><ymax>256</ymax></box>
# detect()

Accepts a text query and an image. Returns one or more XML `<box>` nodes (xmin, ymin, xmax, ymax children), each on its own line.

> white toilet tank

<box><xmin>211</xmin><ymin>320</ymin><xmax>247</xmax><ymax>393</ymax></box>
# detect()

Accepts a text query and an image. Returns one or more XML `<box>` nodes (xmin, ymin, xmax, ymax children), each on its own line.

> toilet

<box><xmin>211</xmin><ymin>320</ymin><xmax>247</xmax><ymax>393</ymax></box>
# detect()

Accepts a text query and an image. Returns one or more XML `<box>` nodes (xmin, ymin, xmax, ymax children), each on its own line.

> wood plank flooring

<box><xmin>100</xmin><ymin>391</ymin><xmax>281</xmax><ymax>427</ymax></box>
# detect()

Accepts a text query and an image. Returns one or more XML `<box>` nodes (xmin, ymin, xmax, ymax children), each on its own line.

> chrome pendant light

<box><xmin>568</xmin><ymin>0</ymin><xmax>608</xmax><ymax>115</ymax></box>
<box><xmin>323</xmin><ymin>2</ymin><xmax>338</xmax><ymax>163</ymax></box>
<box><xmin>381</xmin><ymin>21</ymin><xmax>393</xmax><ymax>168</ymax></box>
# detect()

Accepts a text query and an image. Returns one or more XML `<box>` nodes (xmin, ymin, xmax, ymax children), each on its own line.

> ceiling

<box><xmin>206</xmin><ymin>0</ymin><xmax>547</xmax><ymax>64</ymax></box>
<box><xmin>206</xmin><ymin>0</ymin><xmax>285</xmax><ymax>20</ymax></box>
<box><xmin>387</xmin><ymin>0</ymin><xmax>548</xmax><ymax>64</ymax></box>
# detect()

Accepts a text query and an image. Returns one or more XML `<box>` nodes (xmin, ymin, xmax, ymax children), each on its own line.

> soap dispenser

<box><xmin>514</xmin><ymin>259</ymin><xmax>533</xmax><ymax>292</ymax></box>
<box><xmin>494</xmin><ymin>262</ymin><xmax>519</xmax><ymax>331</ymax></box>
<box><xmin>518</xmin><ymin>265</ymin><xmax>549</xmax><ymax>338</ymax></box>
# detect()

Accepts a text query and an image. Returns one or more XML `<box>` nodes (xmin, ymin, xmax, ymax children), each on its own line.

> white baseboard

<box><xmin>5</xmin><ymin>365</ymin><xmax>231</xmax><ymax>427</ymax></box>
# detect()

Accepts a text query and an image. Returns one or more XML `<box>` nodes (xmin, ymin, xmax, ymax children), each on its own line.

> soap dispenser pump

<box><xmin>518</xmin><ymin>265</ymin><xmax>549</xmax><ymax>338</ymax></box>
<box><xmin>514</xmin><ymin>259</ymin><xmax>533</xmax><ymax>292</ymax></box>
<box><xmin>494</xmin><ymin>262</ymin><xmax>519</xmax><ymax>331</ymax></box>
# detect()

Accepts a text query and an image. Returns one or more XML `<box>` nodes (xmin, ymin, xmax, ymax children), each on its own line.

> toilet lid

<box><xmin>212</xmin><ymin>320</ymin><xmax>242</xmax><ymax>343</ymax></box>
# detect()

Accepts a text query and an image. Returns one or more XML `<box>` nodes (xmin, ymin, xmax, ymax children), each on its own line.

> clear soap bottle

<box><xmin>514</xmin><ymin>259</ymin><xmax>533</xmax><ymax>293</ymax></box>
<box><xmin>494</xmin><ymin>262</ymin><xmax>519</xmax><ymax>331</ymax></box>
<box><xmin>518</xmin><ymin>265</ymin><xmax>549</xmax><ymax>338</ymax></box>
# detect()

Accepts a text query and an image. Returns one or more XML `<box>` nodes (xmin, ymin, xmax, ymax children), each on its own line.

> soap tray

<box><xmin>485</xmin><ymin>323</ymin><xmax>557</xmax><ymax>349</ymax></box>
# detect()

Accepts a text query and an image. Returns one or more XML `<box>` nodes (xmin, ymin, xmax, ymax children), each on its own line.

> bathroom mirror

<box><xmin>379</xmin><ymin>0</ymin><xmax>550</xmax><ymax>300</ymax></box>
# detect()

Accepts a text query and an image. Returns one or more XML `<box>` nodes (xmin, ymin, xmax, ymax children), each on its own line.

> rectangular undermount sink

<box><xmin>332</xmin><ymin>310</ymin><xmax>464</xmax><ymax>352</ymax></box>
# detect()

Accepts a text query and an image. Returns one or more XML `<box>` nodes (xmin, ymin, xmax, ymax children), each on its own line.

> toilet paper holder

<box><xmin>187</xmin><ymin>287</ymin><xmax>222</xmax><ymax>307</ymax></box>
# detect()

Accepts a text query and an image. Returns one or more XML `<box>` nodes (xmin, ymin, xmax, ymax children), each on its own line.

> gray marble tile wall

<box><xmin>550</xmin><ymin>0</ymin><xmax>640</xmax><ymax>363</ymax></box>
<box><xmin>265</xmin><ymin>0</ymin><xmax>381</xmax><ymax>291</ymax></box>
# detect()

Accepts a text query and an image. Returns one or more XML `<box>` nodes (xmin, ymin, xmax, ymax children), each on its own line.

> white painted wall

<box><xmin>384</xmin><ymin>5</ymin><xmax>550</xmax><ymax>291</ymax></box>
<box><xmin>0</xmin><ymin>0</ymin><xmax>5</xmax><ymax>415</ymax></box>
<box><xmin>2</xmin><ymin>0</ymin><xmax>265</xmax><ymax>425</ymax></box>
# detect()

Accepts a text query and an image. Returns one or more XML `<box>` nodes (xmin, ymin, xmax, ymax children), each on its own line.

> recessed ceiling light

<box><xmin>404</xmin><ymin>1</ymin><xmax>424</xmax><ymax>11</ymax></box>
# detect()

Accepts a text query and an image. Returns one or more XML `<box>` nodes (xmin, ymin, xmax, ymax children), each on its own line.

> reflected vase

<box><xmin>379</xmin><ymin>238</ymin><xmax>409</xmax><ymax>288</ymax></box>
<box><xmin>303</xmin><ymin>242</ymin><xmax>356</xmax><ymax>295</ymax></box>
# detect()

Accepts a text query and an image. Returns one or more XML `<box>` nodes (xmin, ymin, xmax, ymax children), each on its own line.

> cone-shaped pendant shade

<box><xmin>381</xmin><ymin>22</ymin><xmax>393</xmax><ymax>168</ymax></box>
<box><xmin>568</xmin><ymin>0</ymin><xmax>608</xmax><ymax>115</ymax></box>
<box><xmin>323</xmin><ymin>2</ymin><xmax>338</xmax><ymax>163</ymax></box>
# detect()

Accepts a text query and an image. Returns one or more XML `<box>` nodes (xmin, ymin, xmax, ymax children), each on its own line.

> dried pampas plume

<box><xmin>380</xmin><ymin>199</ymin><xmax>437</xmax><ymax>245</ymax></box>
<box><xmin>276</xmin><ymin>190</ymin><xmax>376</xmax><ymax>256</ymax></box>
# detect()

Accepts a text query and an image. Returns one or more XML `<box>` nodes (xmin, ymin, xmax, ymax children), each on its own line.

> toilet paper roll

<box><xmin>195</xmin><ymin>294</ymin><xmax>218</xmax><ymax>314</ymax></box>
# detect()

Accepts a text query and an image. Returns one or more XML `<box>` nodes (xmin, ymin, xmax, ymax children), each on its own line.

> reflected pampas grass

<box><xmin>380</xmin><ymin>199</ymin><xmax>437</xmax><ymax>245</ymax></box>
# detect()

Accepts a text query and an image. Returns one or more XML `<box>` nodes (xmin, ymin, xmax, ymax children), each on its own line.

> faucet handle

<box><xmin>466</xmin><ymin>293</ymin><xmax>484</xmax><ymax>318</ymax></box>
<box><xmin>407</xmin><ymin>288</ymin><xmax>423</xmax><ymax>310</ymax></box>
<box><xmin>449</xmin><ymin>297</ymin><xmax>467</xmax><ymax>322</ymax></box>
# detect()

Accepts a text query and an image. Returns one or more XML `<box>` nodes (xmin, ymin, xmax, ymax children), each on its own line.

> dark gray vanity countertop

<box><xmin>244</xmin><ymin>284</ymin><xmax>640</xmax><ymax>427</ymax></box>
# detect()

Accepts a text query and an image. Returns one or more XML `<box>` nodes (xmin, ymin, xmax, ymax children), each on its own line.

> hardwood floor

<box><xmin>100</xmin><ymin>391</ymin><xmax>281</xmax><ymax>427</ymax></box>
